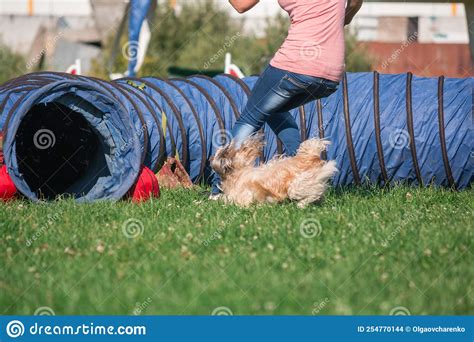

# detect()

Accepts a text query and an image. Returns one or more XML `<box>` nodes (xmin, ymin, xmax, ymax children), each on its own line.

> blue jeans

<box><xmin>212</xmin><ymin>64</ymin><xmax>339</xmax><ymax>194</ymax></box>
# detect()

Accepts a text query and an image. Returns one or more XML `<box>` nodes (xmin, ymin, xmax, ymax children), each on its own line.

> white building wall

<box><xmin>357</xmin><ymin>2</ymin><xmax>466</xmax><ymax>18</ymax></box>
<box><xmin>0</xmin><ymin>0</ymin><xmax>92</xmax><ymax>16</ymax></box>
<box><xmin>418</xmin><ymin>16</ymin><xmax>469</xmax><ymax>43</ymax></box>
<box><xmin>352</xmin><ymin>2</ymin><xmax>469</xmax><ymax>43</ymax></box>
<box><xmin>0</xmin><ymin>1</ymin><xmax>469</xmax><ymax>43</ymax></box>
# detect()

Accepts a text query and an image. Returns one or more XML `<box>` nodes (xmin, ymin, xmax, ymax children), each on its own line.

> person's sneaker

<box><xmin>208</xmin><ymin>193</ymin><xmax>224</xmax><ymax>201</ymax></box>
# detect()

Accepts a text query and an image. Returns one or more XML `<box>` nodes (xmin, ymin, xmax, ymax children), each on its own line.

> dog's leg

<box><xmin>288</xmin><ymin>161</ymin><xmax>337</xmax><ymax>207</ymax></box>
<box><xmin>226</xmin><ymin>188</ymin><xmax>255</xmax><ymax>207</ymax></box>
<box><xmin>296</xmin><ymin>198</ymin><xmax>313</xmax><ymax>209</ymax></box>
<box><xmin>234</xmin><ymin>194</ymin><xmax>254</xmax><ymax>207</ymax></box>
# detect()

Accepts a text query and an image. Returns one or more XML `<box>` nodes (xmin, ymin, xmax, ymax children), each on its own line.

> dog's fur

<box><xmin>211</xmin><ymin>135</ymin><xmax>337</xmax><ymax>208</ymax></box>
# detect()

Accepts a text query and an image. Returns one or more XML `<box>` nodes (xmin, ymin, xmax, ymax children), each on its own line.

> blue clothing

<box><xmin>127</xmin><ymin>0</ymin><xmax>154</xmax><ymax>76</ymax></box>
<box><xmin>211</xmin><ymin>64</ymin><xmax>339</xmax><ymax>194</ymax></box>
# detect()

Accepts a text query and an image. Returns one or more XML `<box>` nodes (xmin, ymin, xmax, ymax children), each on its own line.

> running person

<box><xmin>211</xmin><ymin>0</ymin><xmax>363</xmax><ymax>197</ymax></box>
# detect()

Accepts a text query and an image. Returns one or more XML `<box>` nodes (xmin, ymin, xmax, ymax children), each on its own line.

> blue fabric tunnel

<box><xmin>0</xmin><ymin>71</ymin><xmax>472</xmax><ymax>202</ymax></box>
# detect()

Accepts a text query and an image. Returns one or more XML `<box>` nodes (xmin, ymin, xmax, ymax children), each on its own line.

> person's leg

<box><xmin>263</xmin><ymin>84</ymin><xmax>332</xmax><ymax>156</ymax></box>
<box><xmin>267</xmin><ymin>75</ymin><xmax>340</xmax><ymax>155</ymax></box>
<box><xmin>231</xmin><ymin>65</ymin><xmax>298</xmax><ymax>147</ymax></box>
<box><xmin>232</xmin><ymin>83</ymin><xmax>316</xmax><ymax>156</ymax></box>
<box><xmin>232</xmin><ymin>67</ymin><xmax>339</xmax><ymax>145</ymax></box>
<box><xmin>212</xmin><ymin>65</ymin><xmax>297</xmax><ymax>195</ymax></box>
<box><xmin>211</xmin><ymin>66</ymin><xmax>339</xmax><ymax>195</ymax></box>
<box><xmin>266</xmin><ymin>111</ymin><xmax>301</xmax><ymax>156</ymax></box>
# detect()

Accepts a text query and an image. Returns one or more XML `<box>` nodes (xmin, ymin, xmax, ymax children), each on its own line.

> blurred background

<box><xmin>0</xmin><ymin>0</ymin><xmax>472</xmax><ymax>83</ymax></box>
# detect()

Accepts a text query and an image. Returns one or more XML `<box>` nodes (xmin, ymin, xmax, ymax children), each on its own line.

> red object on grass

<box><xmin>0</xmin><ymin>131</ymin><xmax>3</xmax><ymax>166</ymax></box>
<box><xmin>126</xmin><ymin>166</ymin><xmax>160</xmax><ymax>203</ymax></box>
<box><xmin>0</xmin><ymin>165</ymin><xmax>17</xmax><ymax>201</ymax></box>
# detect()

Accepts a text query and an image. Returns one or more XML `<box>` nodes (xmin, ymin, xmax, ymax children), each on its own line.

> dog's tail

<box><xmin>288</xmin><ymin>160</ymin><xmax>338</xmax><ymax>207</ymax></box>
<box><xmin>296</xmin><ymin>138</ymin><xmax>330</xmax><ymax>157</ymax></box>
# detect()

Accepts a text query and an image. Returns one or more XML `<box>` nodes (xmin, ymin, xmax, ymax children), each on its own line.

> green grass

<box><xmin>1</xmin><ymin>186</ymin><xmax>472</xmax><ymax>315</ymax></box>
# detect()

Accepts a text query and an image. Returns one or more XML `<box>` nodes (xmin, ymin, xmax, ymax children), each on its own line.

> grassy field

<box><xmin>1</xmin><ymin>186</ymin><xmax>472</xmax><ymax>315</ymax></box>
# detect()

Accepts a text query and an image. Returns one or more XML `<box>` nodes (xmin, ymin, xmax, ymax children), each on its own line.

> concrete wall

<box><xmin>352</xmin><ymin>2</ymin><xmax>469</xmax><ymax>44</ymax></box>
<box><xmin>367</xmin><ymin>42</ymin><xmax>472</xmax><ymax>77</ymax></box>
<box><xmin>0</xmin><ymin>0</ymin><xmax>92</xmax><ymax>16</ymax></box>
<box><xmin>362</xmin><ymin>0</ymin><xmax>473</xmax><ymax>72</ymax></box>
<box><xmin>48</xmin><ymin>39</ymin><xmax>100</xmax><ymax>71</ymax></box>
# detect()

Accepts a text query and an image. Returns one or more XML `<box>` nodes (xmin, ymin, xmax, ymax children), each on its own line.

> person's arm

<box><xmin>344</xmin><ymin>0</ymin><xmax>363</xmax><ymax>26</ymax></box>
<box><xmin>228</xmin><ymin>0</ymin><xmax>259</xmax><ymax>14</ymax></box>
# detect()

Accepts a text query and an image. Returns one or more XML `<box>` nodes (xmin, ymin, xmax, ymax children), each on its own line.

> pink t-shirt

<box><xmin>270</xmin><ymin>0</ymin><xmax>345</xmax><ymax>82</ymax></box>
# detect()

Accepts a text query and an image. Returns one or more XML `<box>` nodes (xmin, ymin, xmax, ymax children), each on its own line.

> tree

<box><xmin>344</xmin><ymin>30</ymin><xmax>373</xmax><ymax>72</ymax></box>
<box><xmin>93</xmin><ymin>0</ymin><xmax>263</xmax><ymax>78</ymax></box>
<box><xmin>92</xmin><ymin>0</ymin><xmax>372</xmax><ymax>78</ymax></box>
<box><xmin>0</xmin><ymin>44</ymin><xmax>26</xmax><ymax>84</ymax></box>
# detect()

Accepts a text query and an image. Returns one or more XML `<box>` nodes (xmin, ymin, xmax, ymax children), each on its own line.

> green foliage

<box><xmin>143</xmin><ymin>0</ymin><xmax>263</xmax><ymax>76</ymax></box>
<box><xmin>260</xmin><ymin>14</ymin><xmax>289</xmax><ymax>65</ymax></box>
<box><xmin>1</xmin><ymin>186</ymin><xmax>472</xmax><ymax>314</ymax></box>
<box><xmin>93</xmin><ymin>0</ymin><xmax>372</xmax><ymax>78</ymax></box>
<box><xmin>0</xmin><ymin>43</ymin><xmax>26</xmax><ymax>84</ymax></box>
<box><xmin>345</xmin><ymin>29</ymin><xmax>373</xmax><ymax>72</ymax></box>
<box><xmin>93</xmin><ymin>0</ymin><xmax>265</xmax><ymax>77</ymax></box>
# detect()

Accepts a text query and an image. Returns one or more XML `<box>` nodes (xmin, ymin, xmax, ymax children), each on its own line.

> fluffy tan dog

<box><xmin>210</xmin><ymin>135</ymin><xmax>337</xmax><ymax>208</ymax></box>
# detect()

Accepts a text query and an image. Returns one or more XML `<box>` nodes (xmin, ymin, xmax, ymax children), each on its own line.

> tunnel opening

<box><xmin>15</xmin><ymin>102</ymin><xmax>103</xmax><ymax>200</ymax></box>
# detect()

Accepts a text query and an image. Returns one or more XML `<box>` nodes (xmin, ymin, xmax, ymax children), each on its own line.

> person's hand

<box><xmin>228</xmin><ymin>0</ymin><xmax>259</xmax><ymax>14</ymax></box>
<box><xmin>344</xmin><ymin>0</ymin><xmax>363</xmax><ymax>26</ymax></box>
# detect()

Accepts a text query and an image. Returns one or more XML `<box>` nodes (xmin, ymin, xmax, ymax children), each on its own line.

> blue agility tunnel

<box><xmin>0</xmin><ymin>71</ymin><xmax>472</xmax><ymax>202</ymax></box>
